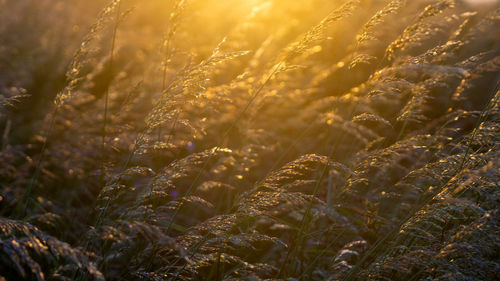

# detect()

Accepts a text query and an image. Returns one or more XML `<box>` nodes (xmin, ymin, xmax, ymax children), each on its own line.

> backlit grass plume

<box><xmin>55</xmin><ymin>0</ymin><xmax>122</xmax><ymax>106</ymax></box>
<box><xmin>385</xmin><ymin>0</ymin><xmax>455</xmax><ymax>62</ymax></box>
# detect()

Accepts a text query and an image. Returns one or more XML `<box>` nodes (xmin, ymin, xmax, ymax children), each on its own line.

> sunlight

<box><xmin>464</xmin><ymin>0</ymin><xmax>498</xmax><ymax>4</ymax></box>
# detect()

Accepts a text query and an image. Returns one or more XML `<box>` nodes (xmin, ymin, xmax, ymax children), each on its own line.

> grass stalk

<box><xmin>99</xmin><ymin>0</ymin><xmax>121</xmax><ymax>186</ymax></box>
<box><xmin>17</xmin><ymin>106</ymin><xmax>59</xmax><ymax>219</ymax></box>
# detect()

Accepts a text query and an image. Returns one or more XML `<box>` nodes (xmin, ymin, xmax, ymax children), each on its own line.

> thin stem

<box><xmin>100</xmin><ymin>1</ymin><xmax>121</xmax><ymax>186</ymax></box>
<box><xmin>457</xmin><ymin>78</ymin><xmax>500</xmax><ymax>172</ymax></box>
<box><xmin>158</xmin><ymin>1</ymin><xmax>180</xmax><ymax>142</ymax></box>
<box><xmin>19</xmin><ymin>106</ymin><xmax>59</xmax><ymax>218</ymax></box>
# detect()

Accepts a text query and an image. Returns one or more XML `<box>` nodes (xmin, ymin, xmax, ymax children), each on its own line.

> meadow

<box><xmin>0</xmin><ymin>0</ymin><xmax>499</xmax><ymax>280</ymax></box>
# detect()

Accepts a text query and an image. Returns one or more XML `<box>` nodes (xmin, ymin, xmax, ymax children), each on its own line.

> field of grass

<box><xmin>0</xmin><ymin>0</ymin><xmax>499</xmax><ymax>280</ymax></box>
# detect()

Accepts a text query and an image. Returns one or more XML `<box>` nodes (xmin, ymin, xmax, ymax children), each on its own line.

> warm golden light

<box><xmin>1</xmin><ymin>0</ymin><xmax>499</xmax><ymax>280</ymax></box>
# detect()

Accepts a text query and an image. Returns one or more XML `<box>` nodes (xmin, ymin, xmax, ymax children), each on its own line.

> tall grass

<box><xmin>0</xmin><ymin>0</ymin><xmax>499</xmax><ymax>280</ymax></box>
